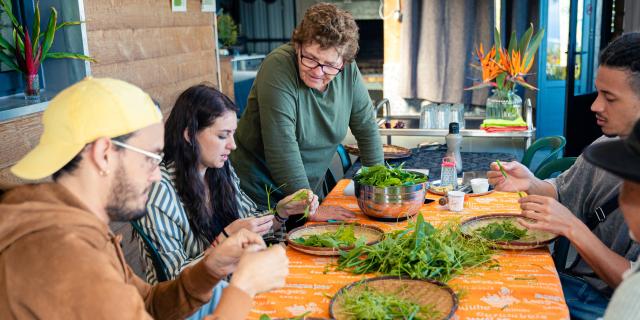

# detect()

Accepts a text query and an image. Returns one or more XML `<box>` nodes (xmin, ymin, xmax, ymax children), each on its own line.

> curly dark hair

<box><xmin>599</xmin><ymin>32</ymin><xmax>640</xmax><ymax>94</ymax></box>
<box><xmin>291</xmin><ymin>2</ymin><xmax>359</xmax><ymax>63</ymax></box>
<box><xmin>163</xmin><ymin>84</ymin><xmax>239</xmax><ymax>245</ymax></box>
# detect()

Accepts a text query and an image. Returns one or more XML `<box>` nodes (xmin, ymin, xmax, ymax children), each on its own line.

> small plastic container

<box><xmin>470</xmin><ymin>178</ymin><xmax>489</xmax><ymax>194</ymax></box>
<box><xmin>447</xmin><ymin>191</ymin><xmax>465</xmax><ymax>212</ymax></box>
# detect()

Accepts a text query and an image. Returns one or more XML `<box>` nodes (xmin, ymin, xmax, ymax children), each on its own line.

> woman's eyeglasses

<box><xmin>299</xmin><ymin>52</ymin><xmax>343</xmax><ymax>75</ymax></box>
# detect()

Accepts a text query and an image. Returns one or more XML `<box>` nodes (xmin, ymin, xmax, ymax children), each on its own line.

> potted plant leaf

<box><xmin>0</xmin><ymin>0</ymin><xmax>95</xmax><ymax>101</ymax></box>
<box><xmin>216</xmin><ymin>13</ymin><xmax>237</xmax><ymax>55</ymax></box>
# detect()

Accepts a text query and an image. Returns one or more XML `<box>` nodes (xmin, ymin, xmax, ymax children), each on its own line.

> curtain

<box><xmin>399</xmin><ymin>0</ymin><xmax>495</xmax><ymax>105</ymax></box>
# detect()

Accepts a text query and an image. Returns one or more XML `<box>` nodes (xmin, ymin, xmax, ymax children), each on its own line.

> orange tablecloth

<box><xmin>250</xmin><ymin>179</ymin><xmax>569</xmax><ymax>319</ymax></box>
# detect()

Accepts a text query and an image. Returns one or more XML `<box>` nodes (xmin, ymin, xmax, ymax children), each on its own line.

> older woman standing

<box><xmin>231</xmin><ymin>3</ymin><xmax>383</xmax><ymax>227</ymax></box>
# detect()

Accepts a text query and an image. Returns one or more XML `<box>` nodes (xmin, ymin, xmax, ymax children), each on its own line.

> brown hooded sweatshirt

<box><xmin>0</xmin><ymin>183</ymin><xmax>252</xmax><ymax>319</ymax></box>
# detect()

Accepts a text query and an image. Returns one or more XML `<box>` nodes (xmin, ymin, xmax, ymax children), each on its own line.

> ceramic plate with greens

<box><xmin>460</xmin><ymin>214</ymin><xmax>558</xmax><ymax>250</ymax></box>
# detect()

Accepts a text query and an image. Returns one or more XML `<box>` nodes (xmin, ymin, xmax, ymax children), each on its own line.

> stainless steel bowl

<box><xmin>354</xmin><ymin>171</ymin><xmax>428</xmax><ymax>220</ymax></box>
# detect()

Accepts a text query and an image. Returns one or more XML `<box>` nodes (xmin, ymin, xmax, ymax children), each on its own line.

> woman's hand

<box><xmin>487</xmin><ymin>161</ymin><xmax>535</xmax><ymax>192</ymax></box>
<box><xmin>517</xmin><ymin>195</ymin><xmax>583</xmax><ymax>238</ymax></box>
<box><xmin>275</xmin><ymin>189</ymin><xmax>319</xmax><ymax>218</ymax></box>
<box><xmin>308</xmin><ymin>205</ymin><xmax>356</xmax><ymax>222</ymax></box>
<box><xmin>224</xmin><ymin>215</ymin><xmax>274</xmax><ymax>236</ymax></box>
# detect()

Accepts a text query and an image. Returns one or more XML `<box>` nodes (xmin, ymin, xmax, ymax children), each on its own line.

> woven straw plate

<box><xmin>286</xmin><ymin>223</ymin><xmax>384</xmax><ymax>256</ymax></box>
<box><xmin>429</xmin><ymin>179</ymin><xmax>495</xmax><ymax>197</ymax></box>
<box><xmin>460</xmin><ymin>214</ymin><xmax>558</xmax><ymax>250</ymax></box>
<box><xmin>344</xmin><ymin>144</ymin><xmax>412</xmax><ymax>160</ymax></box>
<box><xmin>329</xmin><ymin>276</ymin><xmax>458</xmax><ymax>320</ymax></box>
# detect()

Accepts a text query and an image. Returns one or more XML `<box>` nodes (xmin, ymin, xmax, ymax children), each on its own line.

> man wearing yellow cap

<box><xmin>0</xmin><ymin>77</ymin><xmax>288</xmax><ymax>319</ymax></box>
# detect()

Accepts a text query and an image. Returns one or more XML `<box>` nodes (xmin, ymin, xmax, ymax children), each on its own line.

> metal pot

<box><xmin>354</xmin><ymin>171</ymin><xmax>428</xmax><ymax>220</ymax></box>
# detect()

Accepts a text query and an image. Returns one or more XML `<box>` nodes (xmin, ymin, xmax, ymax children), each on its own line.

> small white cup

<box><xmin>447</xmin><ymin>191</ymin><xmax>465</xmax><ymax>212</ymax></box>
<box><xmin>470</xmin><ymin>178</ymin><xmax>489</xmax><ymax>194</ymax></box>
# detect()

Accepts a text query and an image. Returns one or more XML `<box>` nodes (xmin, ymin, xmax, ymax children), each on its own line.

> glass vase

<box><xmin>24</xmin><ymin>73</ymin><xmax>41</xmax><ymax>102</ymax></box>
<box><xmin>485</xmin><ymin>89</ymin><xmax>522</xmax><ymax>120</ymax></box>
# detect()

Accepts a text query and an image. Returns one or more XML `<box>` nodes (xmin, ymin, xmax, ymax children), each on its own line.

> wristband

<box><xmin>274</xmin><ymin>211</ymin><xmax>289</xmax><ymax>223</ymax></box>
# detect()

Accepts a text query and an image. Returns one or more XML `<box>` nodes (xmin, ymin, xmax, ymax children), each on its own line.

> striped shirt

<box><xmin>137</xmin><ymin>163</ymin><xmax>283</xmax><ymax>284</ymax></box>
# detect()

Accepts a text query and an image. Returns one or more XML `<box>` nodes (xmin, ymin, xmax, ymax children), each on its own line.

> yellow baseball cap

<box><xmin>11</xmin><ymin>77</ymin><xmax>163</xmax><ymax>180</ymax></box>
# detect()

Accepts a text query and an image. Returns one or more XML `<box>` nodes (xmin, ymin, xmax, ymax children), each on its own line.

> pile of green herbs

<box><xmin>476</xmin><ymin>220</ymin><xmax>527</xmax><ymax>241</ymax></box>
<box><xmin>293</xmin><ymin>224</ymin><xmax>358</xmax><ymax>248</ymax></box>
<box><xmin>354</xmin><ymin>163</ymin><xmax>427</xmax><ymax>187</ymax></box>
<box><xmin>337</xmin><ymin>215</ymin><xmax>494</xmax><ymax>282</ymax></box>
<box><xmin>338</xmin><ymin>283</ymin><xmax>441</xmax><ymax>320</ymax></box>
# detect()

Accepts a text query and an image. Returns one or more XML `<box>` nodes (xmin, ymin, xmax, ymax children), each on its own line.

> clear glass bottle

<box><xmin>485</xmin><ymin>89</ymin><xmax>522</xmax><ymax>120</ymax></box>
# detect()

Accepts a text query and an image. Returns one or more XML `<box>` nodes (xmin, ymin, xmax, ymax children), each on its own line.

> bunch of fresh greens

<box><xmin>354</xmin><ymin>163</ymin><xmax>427</xmax><ymax>187</ymax></box>
<box><xmin>264</xmin><ymin>185</ymin><xmax>311</xmax><ymax>221</ymax></box>
<box><xmin>338</xmin><ymin>283</ymin><xmax>441</xmax><ymax>320</ymax></box>
<box><xmin>287</xmin><ymin>190</ymin><xmax>310</xmax><ymax>221</ymax></box>
<box><xmin>476</xmin><ymin>220</ymin><xmax>527</xmax><ymax>241</ymax></box>
<box><xmin>293</xmin><ymin>224</ymin><xmax>358</xmax><ymax>248</ymax></box>
<box><xmin>337</xmin><ymin>215</ymin><xmax>494</xmax><ymax>282</ymax></box>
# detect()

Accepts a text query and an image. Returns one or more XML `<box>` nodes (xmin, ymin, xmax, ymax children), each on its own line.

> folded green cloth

<box><xmin>481</xmin><ymin>117</ymin><xmax>527</xmax><ymax>128</ymax></box>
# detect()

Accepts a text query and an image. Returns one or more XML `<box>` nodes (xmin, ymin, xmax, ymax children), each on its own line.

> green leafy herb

<box><xmin>264</xmin><ymin>184</ymin><xmax>285</xmax><ymax>215</ymax></box>
<box><xmin>286</xmin><ymin>190</ymin><xmax>310</xmax><ymax>222</ymax></box>
<box><xmin>476</xmin><ymin>220</ymin><xmax>527</xmax><ymax>241</ymax></box>
<box><xmin>354</xmin><ymin>163</ymin><xmax>427</xmax><ymax>187</ymax></box>
<box><xmin>496</xmin><ymin>160</ymin><xmax>525</xmax><ymax>198</ymax></box>
<box><xmin>293</xmin><ymin>224</ymin><xmax>358</xmax><ymax>248</ymax></box>
<box><xmin>337</xmin><ymin>215</ymin><xmax>494</xmax><ymax>282</ymax></box>
<box><xmin>259</xmin><ymin>311</ymin><xmax>311</xmax><ymax>320</ymax></box>
<box><xmin>338</xmin><ymin>283</ymin><xmax>441</xmax><ymax>320</ymax></box>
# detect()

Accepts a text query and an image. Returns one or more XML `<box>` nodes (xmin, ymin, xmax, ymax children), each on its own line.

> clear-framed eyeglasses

<box><xmin>111</xmin><ymin>140</ymin><xmax>163</xmax><ymax>168</ymax></box>
<box><xmin>299</xmin><ymin>52</ymin><xmax>343</xmax><ymax>75</ymax></box>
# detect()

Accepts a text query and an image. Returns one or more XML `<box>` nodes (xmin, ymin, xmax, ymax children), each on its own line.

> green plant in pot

<box><xmin>217</xmin><ymin>13</ymin><xmax>237</xmax><ymax>54</ymax></box>
<box><xmin>0</xmin><ymin>0</ymin><xmax>95</xmax><ymax>101</ymax></box>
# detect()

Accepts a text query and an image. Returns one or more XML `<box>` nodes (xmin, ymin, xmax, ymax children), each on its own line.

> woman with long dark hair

<box><xmin>138</xmin><ymin>84</ymin><xmax>318</xmax><ymax>284</ymax></box>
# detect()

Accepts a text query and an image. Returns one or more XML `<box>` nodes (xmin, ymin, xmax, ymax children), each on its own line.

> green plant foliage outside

<box><xmin>0</xmin><ymin>0</ymin><xmax>94</xmax><ymax>75</ymax></box>
<box><xmin>476</xmin><ymin>220</ymin><xmax>527</xmax><ymax>241</ymax></box>
<box><xmin>338</xmin><ymin>283</ymin><xmax>441</xmax><ymax>320</ymax></box>
<box><xmin>217</xmin><ymin>14</ymin><xmax>237</xmax><ymax>47</ymax></box>
<box><xmin>173</xmin><ymin>0</ymin><xmax>182</xmax><ymax>6</ymax></box>
<box><xmin>354</xmin><ymin>163</ymin><xmax>427</xmax><ymax>187</ymax></box>
<box><xmin>293</xmin><ymin>224</ymin><xmax>358</xmax><ymax>248</ymax></box>
<box><xmin>337</xmin><ymin>215</ymin><xmax>494</xmax><ymax>283</ymax></box>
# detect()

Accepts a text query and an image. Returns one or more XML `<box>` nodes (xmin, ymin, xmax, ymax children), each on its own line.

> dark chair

<box><xmin>534</xmin><ymin>157</ymin><xmax>578</xmax><ymax>179</ymax></box>
<box><xmin>130</xmin><ymin>221</ymin><xmax>169</xmax><ymax>282</ymax></box>
<box><xmin>323</xmin><ymin>144</ymin><xmax>354</xmax><ymax>196</ymax></box>
<box><xmin>521</xmin><ymin>136</ymin><xmax>566</xmax><ymax>173</ymax></box>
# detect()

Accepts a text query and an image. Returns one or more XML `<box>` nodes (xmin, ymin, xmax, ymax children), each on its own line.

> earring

<box><xmin>99</xmin><ymin>170</ymin><xmax>110</xmax><ymax>176</ymax></box>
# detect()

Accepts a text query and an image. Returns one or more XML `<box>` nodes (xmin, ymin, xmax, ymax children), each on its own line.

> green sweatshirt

<box><xmin>231</xmin><ymin>44</ymin><xmax>383</xmax><ymax>206</ymax></box>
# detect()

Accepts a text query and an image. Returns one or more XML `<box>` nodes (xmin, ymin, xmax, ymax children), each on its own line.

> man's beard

<box><xmin>105</xmin><ymin>165</ymin><xmax>148</xmax><ymax>222</ymax></box>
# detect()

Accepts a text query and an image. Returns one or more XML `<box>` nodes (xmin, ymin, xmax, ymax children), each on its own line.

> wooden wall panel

<box><xmin>0</xmin><ymin>113</ymin><xmax>45</xmax><ymax>189</ymax></box>
<box><xmin>85</xmin><ymin>0</ymin><xmax>220</xmax><ymax>112</ymax></box>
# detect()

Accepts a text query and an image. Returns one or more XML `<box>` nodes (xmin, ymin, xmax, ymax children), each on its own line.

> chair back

<box><xmin>521</xmin><ymin>136</ymin><xmax>566</xmax><ymax>172</ymax></box>
<box><xmin>534</xmin><ymin>157</ymin><xmax>578</xmax><ymax>179</ymax></box>
<box><xmin>336</xmin><ymin>144</ymin><xmax>352</xmax><ymax>173</ymax></box>
<box><xmin>130</xmin><ymin>221</ymin><xmax>169</xmax><ymax>282</ymax></box>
